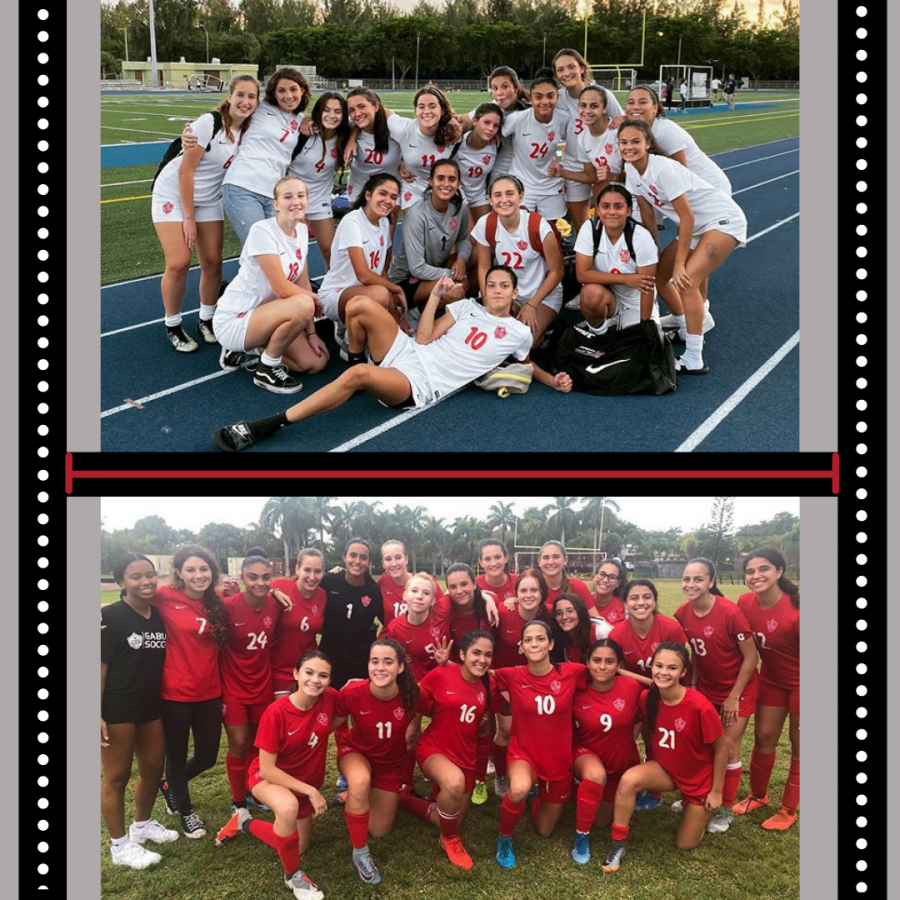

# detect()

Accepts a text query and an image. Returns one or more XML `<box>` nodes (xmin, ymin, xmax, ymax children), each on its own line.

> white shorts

<box><xmin>521</xmin><ymin>190</ymin><xmax>567</xmax><ymax>221</ymax></box>
<box><xmin>319</xmin><ymin>287</ymin><xmax>346</xmax><ymax>323</ymax></box>
<box><xmin>613</xmin><ymin>295</ymin><xmax>660</xmax><ymax>330</ymax></box>
<box><xmin>564</xmin><ymin>180</ymin><xmax>592</xmax><ymax>203</ymax></box>
<box><xmin>379</xmin><ymin>329</ymin><xmax>436</xmax><ymax>408</ymax></box>
<box><xmin>304</xmin><ymin>182</ymin><xmax>336</xmax><ymax>221</ymax></box>
<box><xmin>518</xmin><ymin>282</ymin><xmax>563</xmax><ymax>314</ymax></box>
<box><xmin>462</xmin><ymin>187</ymin><xmax>489</xmax><ymax>209</ymax></box>
<box><xmin>213</xmin><ymin>308</ymin><xmax>254</xmax><ymax>352</ymax></box>
<box><xmin>151</xmin><ymin>195</ymin><xmax>223</xmax><ymax>224</ymax></box>
<box><xmin>691</xmin><ymin>209</ymin><xmax>748</xmax><ymax>249</ymax></box>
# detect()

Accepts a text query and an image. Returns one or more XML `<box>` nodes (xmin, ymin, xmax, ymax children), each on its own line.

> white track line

<box><xmin>101</xmin><ymin>370</ymin><xmax>235</xmax><ymax>418</ymax></box>
<box><xmin>733</xmin><ymin>170</ymin><xmax>798</xmax><ymax>195</ymax></box>
<box><xmin>102</xmin><ymin>308</ymin><xmax>200</xmax><ymax>337</ymax></box>
<box><xmin>102</xmin><ymin>178</ymin><xmax>153</xmax><ymax>188</ymax></box>
<box><xmin>721</xmin><ymin>148</ymin><xmax>798</xmax><ymax>171</ymax></box>
<box><xmin>674</xmin><ymin>331</ymin><xmax>800</xmax><ymax>452</ymax></box>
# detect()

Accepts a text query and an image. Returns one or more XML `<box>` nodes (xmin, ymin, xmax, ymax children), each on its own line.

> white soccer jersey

<box><xmin>223</xmin><ymin>99</ymin><xmax>304</xmax><ymax>197</ymax></box>
<box><xmin>576</xmin><ymin>124</ymin><xmax>623</xmax><ymax>176</ymax></box>
<box><xmin>318</xmin><ymin>208</ymin><xmax>392</xmax><ymax>297</ymax></box>
<box><xmin>455</xmin><ymin>131</ymin><xmax>498</xmax><ymax>206</ymax></box>
<box><xmin>152</xmin><ymin>112</ymin><xmax>240</xmax><ymax>206</ymax></box>
<box><xmin>651</xmin><ymin>117</ymin><xmax>732</xmax><ymax>194</ymax></box>
<box><xmin>419</xmin><ymin>298</ymin><xmax>532</xmax><ymax>394</ymax></box>
<box><xmin>574</xmin><ymin>219</ymin><xmax>658</xmax><ymax>312</ymax></box>
<box><xmin>387</xmin><ymin>115</ymin><xmax>456</xmax><ymax>209</ymax></box>
<box><xmin>288</xmin><ymin>134</ymin><xmax>339</xmax><ymax>220</ymax></box>
<box><xmin>217</xmin><ymin>218</ymin><xmax>309</xmax><ymax>318</ymax></box>
<box><xmin>501</xmin><ymin>108</ymin><xmax>568</xmax><ymax>199</ymax></box>
<box><xmin>470</xmin><ymin>212</ymin><xmax>554</xmax><ymax>301</ymax></box>
<box><xmin>556</xmin><ymin>86</ymin><xmax>623</xmax><ymax>176</ymax></box>
<box><xmin>346</xmin><ymin>130</ymin><xmax>402</xmax><ymax>202</ymax></box>
<box><xmin>472</xmin><ymin>105</ymin><xmax>517</xmax><ymax>176</ymax></box>
<box><xmin>624</xmin><ymin>154</ymin><xmax>742</xmax><ymax>232</ymax></box>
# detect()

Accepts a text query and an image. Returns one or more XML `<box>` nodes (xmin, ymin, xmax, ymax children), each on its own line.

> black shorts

<box><xmin>395</xmin><ymin>276</ymin><xmax>424</xmax><ymax>310</ymax></box>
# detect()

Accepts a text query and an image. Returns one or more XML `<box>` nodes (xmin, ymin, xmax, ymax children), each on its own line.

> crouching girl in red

<box><xmin>601</xmin><ymin>642</ymin><xmax>727</xmax><ymax>873</ymax></box>
<box><xmin>214</xmin><ymin>650</ymin><xmax>347</xmax><ymax>900</ymax></box>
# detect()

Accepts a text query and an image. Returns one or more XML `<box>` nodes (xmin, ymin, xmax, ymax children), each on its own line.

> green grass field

<box><xmin>99</xmin><ymin>91</ymin><xmax>800</xmax><ymax>285</ymax></box>
<box><xmin>100</xmin><ymin>578</ymin><xmax>798</xmax><ymax>899</ymax></box>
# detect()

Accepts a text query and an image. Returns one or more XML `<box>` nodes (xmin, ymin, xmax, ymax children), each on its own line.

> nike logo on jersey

<box><xmin>288</xmin><ymin>728</ymin><xmax>300</xmax><ymax>735</ymax></box>
<box><xmin>585</xmin><ymin>359</ymin><xmax>631</xmax><ymax>374</ymax></box>
<box><xmin>445</xmin><ymin>691</ymin><xmax>457</xmax><ymax>695</ymax></box>
<box><xmin>174</xmin><ymin>605</ymin><xmax>187</xmax><ymax>609</ymax></box>
<box><xmin>233</xmin><ymin>622</ymin><xmax>246</xmax><ymax>627</ymax></box>
<box><xmin>405</xmin><ymin>638</ymin><xmax>415</xmax><ymax>644</ymax></box>
<box><xmin>358</xmin><ymin>710</ymin><xmax>372</xmax><ymax>715</ymax></box>
<box><xmin>581</xmin><ymin>705</ymin><xmax>593</xmax><ymax>709</ymax></box>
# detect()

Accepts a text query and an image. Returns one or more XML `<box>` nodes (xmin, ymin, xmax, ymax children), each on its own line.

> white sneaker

<box><xmin>111</xmin><ymin>840</ymin><xmax>162</xmax><ymax>869</ymax></box>
<box><xmin>494</xmin><ymin>775</ymin><xmax>510</xmax><ymax>797</ymax></box>
<box><xmin>670</xmin><ymin>799</ymin><xmax>684</xmax><ymax>813</ymax></box>
<box><xmin>580</xmin><ymin>319</ymin><xmax>610</xmax><ymax>336</ymax></box>
<box><xmin>659</xmin><ymin>312</ymin><xmax>714</xmax><ymax>335</ymax></box>
<box><xmin>486</xmin><ymin>758</ymin><xmax>496</xmax><ymax>776</ymax></box>
<box><xmin>702</xmin><ymin>309</ymin><xmax>716</xmax><ymax>334</ymax></box>
<box><xmin>564</xmin><ymin>293</ymin><xmax>582</xmax><ymax>311</ymax></box>
<box><xmin>284</xmin><ymin>868</ymin><xmax>325</xmax><ymax>900</ymax></box>
<box><xmin>658</xmin><ymin>313</ymin><xmax>681</xmax><ymax>330</ymax></box>
<box><xmin>130</xmin><ymin>820</ymin><xmax>179</xmax><ymax>845</ymax></box>
<box><xmin>706</xmin><ymin>808</ymin><xmax>734</xmax><ymax>833</ymax></box>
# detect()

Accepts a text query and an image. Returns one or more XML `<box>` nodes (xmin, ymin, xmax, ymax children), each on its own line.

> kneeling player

<box><xmin>212</xmin><ymin>267</ymin><xmax>569</xmax><ymax>451</ymax></box>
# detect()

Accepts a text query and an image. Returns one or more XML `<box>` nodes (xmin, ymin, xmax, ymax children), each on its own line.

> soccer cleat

<box><xmin>495</xmin><ymin>835</ymin><xmax>516</xmax><ymax>869</ymax></box>
<box><xmin>253</xmin><ymin>363</ymin><xmax>303</xmax><ymax>394</ymax></box>
<box><xmin>564</xmin><ymin>293</ymin><xmax>582</xmax><ymax>311</ymax></box>
<box><xmin>180</xmin><ymin>810</ymin><xmax>207</xmax><ymax>839</ymax></box>
<box><xmin>219</xmin><ymin>346</ymin><xmax>260</xmax><ymax>373</ymax></box>
<box><xmin>706</xmin><ymin>807</ymin><xmax>734</xmax><ymax>833</ymax></box>
<box><xmin>732</xmin><ymin>793</ymin><xmax>769</xmax><ymax>816</ymax></box>
<box><xmin>110</xmin><ymin>840</ymin><xmax>162</xmax><ymax>870</ymax></box>
<box><xmin>671</xmin><ymin>799</ymin><xmax>684</xmax><ymax>813</ymax></box>
<box><xmin>440</xmin><ymin>834</ymin><xmax>474</xmax><ymax>870</ymax></box>
<box><xmin>159</xmin><ymin>779</ymin><xmax>179</xmax><ymax>816</ymax></box>
<box><xmin>197</xmin><ymin>318</ymin><xmax>218</xmax><ymax>344</ymax></box>
<box><xmin>760</xmin><ymin>806</ymin><xmax>797</xmax><ymax>831</ymax></box>
<box><xmin>284</xmin><ymin>868</ymin><xmax>325</xmax><ymax>900</ymax></box>
<box><xmin>215</xmin><ymin>807</ymin><xmax>252</xmax><ymax>846</ymax></box>
<box><xmin>129</xmin><ymin>820</ymin><xmax>179</xmax><ymax>845</ymax></box>
<box><xmin>634</xmin><ymin>791</ymin><xmax>663</xmax><ymax>811</ymax></box>
<box><xmin>571</xmin><ymin>831</ymin><xmax>591</xmax><ymax>865</ymax></box>
<box><xmin>166</xmin><ymin>324</ymin><xmax>199</xmax><ymax>353</ymax></box>
<box><xmin>336</xmin><ymin>773</ymin><xmax>348</xmax><ymax>790</ymax></box>
<box><xmin>352</xmin><ymin>849</ymin><xmax>383</xmax><ymax>884</ymax></box>
<box><xmin>486</xmin><ymin>758</ymin><xmax>496</xmax><ymax>776</ymax></box>
<box><xmin>601</xmin><ymin>843</ymin><xmax>627</xmax><ymax>873</ymax></box>
<box><xmin>471</xmin><ymin>780</ymin><xmax>488</xmax><ymax>806</ymax></box>
<box><xmin>245</xmin><ymin>793</ymin><xmax>272</xmax><ymax>812</ymax></box>
<box><xmin>331</xmin><ymin>791</ymin><xmax>348</xmax><ymax>807</ymax></box>
<box><xmin>674</xmin><ymin>357</ymin><xmax>709</xmax><ymax>376</ymax></box>
<box><xmin>494</xmin><ymin>775</ymin><xmax>510</xmax><ymax>797</ymax></box>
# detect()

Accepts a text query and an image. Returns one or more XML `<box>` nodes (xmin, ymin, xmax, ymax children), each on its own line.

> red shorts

<box><xmin>246</xmin><ymin>758</ymin><xmax>315</xmax><ymax>819</ymax></box>
<box><xmin>572</xmin><ymin>748</ymin><xmax>628</xmax><ymax>804</ymax></box>
<box><xmin>758</xmin><ymin>678</ymin><xmax>799</xmax><ymax>717</ymax></box>
<box><xmin>679</xmin><ymin>792</ymin><xmax>708</xmax><ymax>808</ymax></box>
<box><xmin>707</xmin><ymin>677</ymin><xmax>758</xmax><ymax>719</ymax></box>
<box><xmin>507</xmin><ymin>748</ymin><xmax>573</xmax><ymax>804</ymax></box>
<box><xmin>417</xmin><ymin>748</ymin><xmax>477</xmax><ymax>796</ymax></box>
<box><xmin>221</xmin><ymin>695</ymin><xmax>272</xmax><ymax>727</ymax></box>
<box><xmin>272</xmin><ymin>677</ymin><xmax>296</xmax><ymax>695</ymax></box>
<box><xmin>336</xmin><ymin>741</ymin><xmax>406</xmax><ymax>793</ymax></box>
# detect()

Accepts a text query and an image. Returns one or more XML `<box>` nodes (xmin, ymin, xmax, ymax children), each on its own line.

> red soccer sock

<box><xmin>248</xmin><ymin>820</ymin><xmax>301</xmax><ymax>874</ymax></box>
<box><xmin>399</xmin><ymin>788</ymin><xmax>436</xmax><ymax>821</ymax></box>
<box><xmin>723</xmin><ymin>761</ymin><xmax>743</xmax><ymax>808</ymax></box>
<box><xmin>576</xmin><ymin>779</ymin><xmax>606</xmax><ymax>833</ymax></box>
<box><xmin>493</xmin><ymin>743</ymin><xmax>508</xmax><ymax>779</ymax></box>
<box><xmin>750</xmin><ymin>750</ymin><xmax>777</xmax><ymax>798</ymax></box>
<box><xmin>438</xmin><ymin>808</ymin><xmax>460</xmax><ymax>839</ymax></box>
<box><xmin>499</xmin><ymin>794</ymin><xmax>526</xmax><ymax>837</ymax></box>
<box><xmin>344</xmin><ymin>810</ymin><xmax>370</xmax><ymax>849</ymax></box>
<box><xmin>782</xmin><ymin>757</ymin><xmax>800</xmax><ymax>813</ymax></box>
<box><xmin>610</xmin><ymin>822</ymin><xmax>631</xmax><ymax>843</ymax></box>
<box><xmin>225</xmin><ymin>754</ymin><xmax>247</xmax><ymax>804</ymax></box>
<box><xmin>475</xmin><ymin>731</ymin><xmax>492</xmax><ymax>782</ymax></box>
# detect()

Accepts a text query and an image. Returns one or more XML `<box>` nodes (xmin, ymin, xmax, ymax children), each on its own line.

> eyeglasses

<box><xmin>554</xmin><ymin>609</ymin><xmax>577</xmax><ymax>618</ymax></box>
<box><xmin>596</xmin><ymin>573</ymin><xmax>620</xmax><ymax>582</ymax></box>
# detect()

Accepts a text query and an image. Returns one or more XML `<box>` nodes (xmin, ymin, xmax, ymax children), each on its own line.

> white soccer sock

<box><xmin>199</xmin><ymin>303</ymin><xmax>216</xmax><ymax>321</ymax></box>
<box><xmin>260</xmin><ymin>352</ymin><xmax>283</xmax><ymax>368</ymax></box>
<box><xmin>683</xmin><ymin>333</ymin><xmax>704</xmax><ymax>368</ymax></box>
<box><xmin>111</xmin><ymin>835</ymin><xmax>130</xmax><ymax>851</ymax></box>
<box><xmin>164</xmin><ymin>315</ymin><xmax>183</xmax><ymax>328</ymax></box>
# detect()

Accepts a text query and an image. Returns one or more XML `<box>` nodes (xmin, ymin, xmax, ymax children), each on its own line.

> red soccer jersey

<box><xmin>382</xmin><ymin>596</ymin><xmax>452</xmax><ymax>682</ymax></box>
<box><xmin>335</xmin><ymin>680</ymin><xmax>411</xmax><ymax>766</ymax></box>
<box><xmin>254</xmin><ymin>689</ymin><xmax>340</xmax><ymax>786</ymax></box>
<box><xmin>640</xmin><ymin>687</ymin><xmax>724</xmax><ymax>799</ymax></box>
<box><xmin>609</xmin><ymin>614</ymin><xmax>689</xmax><ymax>681</ymax></box>
<box><xmin>220</xmin><ymin>592</ymin><xmax>282</xmax><ymax>703</ymax></box>
<box><xmin>448</xmin><ymin>606</ymin><xmax>492</xmax><ymax>647</ymax></box>
<box><xmin>493</xmin><ymin>662</ymin><xmax>588</xmax><ymax>781</ymax></box>
<box><xmin>476</xmin><ymin>573</ymin><xmax>517</xmax><ymax>604</ymax></box>
<box><xmin>563</xmin><ymin>621</ymin><xmax>612</xmax><ymax>663</ymax></box>
<box><xmin>573</xmin><ymin>676</ymin><xmax>643</xmax><ymax>777</ymax></box>
<box><xmin>492</xmin><ymin>604</ymin><xmax>542</xmax><ymax>669</ymax></box>
<box><xmin>269</xmin><ymin>579</ymin><xmax>327</xmax><ymax>684</ymax></box>
<box><xmin>152</xmin><ymin>585</ymin><xmax>221</xmax><ymax>703</ymax></box>
<box><xmin>675</xmin><ymin>597</ymin><xmax>757</xmax><ymax>704</ymax></box>
<box><xmin>546</xmin><ymin>577</ymin><xmax>593</xmax><ymax>612</ymax></box>
<box><xmin>737</xmin><ymin>592</ymin><xmax>800</xmax><ymax>689</ymax></box>
<box><xmin>592</xmin><ymin>595</ymin><xmax>627</xmax><ymax>627</ymax></box>
<box><xmin>416</xmin><ymin>664</ymin><xmax>498</xmax><ymax>771</ymax></box>
<box><xmin>378</xmin><ymin>574</ymin><xmax>445</xmax><ymax>628</ymax></box>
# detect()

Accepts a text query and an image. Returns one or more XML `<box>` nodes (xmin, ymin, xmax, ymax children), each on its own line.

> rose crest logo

<box><xmin>393</xmin><ymin>706</ymin><xmax>405</xmax><ymax>720</ymax></box>
<box><xmin>361</xmin><ymin>595</ymin><xmax>372</xmax><ymax>607</ymax></box>
<box><xmin>613</xmin><ymin>698</ymin><xmax>626</xmax><ymax>712</ymax></box>
<box><xmin>494</xmin><ymin>326</ymin><xmax>507</xmax><ymax>339</ymax></box>
<box><xmin>291</xmin><ymin>120</ymin><xmax>299</xmax><ymax>131</ymax></box>
<box><xmin>379</xmin><ymin>235</ymin><xmax>385</xmax><ymax>247</ymax></box>
<box><xmin>430</xmin><ymin>626</ymin><xmax>441</xmax><ymax>639</ymax></box>
<box><xmin>483</xmin><ymin>154</ymin><xmax>492</xmax><ymax>164</ymax></box>
<box><xmin>264</xmin><ymin>617</ymin><xmax>274</xmax><ymax>629</ymax></box>
<box><xmin>649</xmin><ymin>183</ymin><xmax>659</xmax><ymax>195</ymax></box>
<box><xmin>550</xmin><ymin>680</ymin><xmax>562</xmax><ymax>695</ymax></box>
<box><xmin>477</xmin><ymin>691</ymin><xmax>486</xmax><ymax>705</ymax></box>
<box><xmin>703</xmin><ymin>625</ymin><xmax>715</xmax><ymax>638</ymax></box>
<box><xmin>296</xmin><ymin>249</ymin><xmax>303</xmax><ymax>260</ymax></box>
<box><xmin>437</xmin><ymin>146</ymin><xmax>445</xmax><ymax>153</ymax></box>
<box><xmin>311</xmin><ymin>605</ymin><xmax>319</xmax><ymax>616</ymax></box>
<box><xmin>449</xmin><ymin>218</ymin><xmax>458</xmax><ymax>231</ymax></box>
<box><xmin>619</xmin><ymin>249</ymin><xmax>631</xmax><ymax>264</ymax></box>
<box><xmin>767</xmin><ymin>619</ymin><xmax>778</xmax><ymax>632</ymax></box>
<box><xmin>404</xmin><ymin>191</ymin><xmax>413</xmax><ymax>202</ymax></box>
<box><xmin>651</xmin><ymin>642</ymin><xmax>660</xmax><ymax>653</ymax></box>
<box><xmin>517</xmin><ymin>240</ymin><xmax>528</xmax><ymax>251</ymax></box>
<box><xmin>331</xmin><ymin>147</ymin><xmax>337</xmax><ymax>158</ymax></box>
<box><xmin>674</xmin><ymin>717</ymin><xmax>687</xmax><ymax>732</ymax></box>
<box><xmin>547</xmin><ymin>131</ymin><xmax>555</xmax><ymax>142</ymax></box>
<box><xmin>162</xmin><ymin>202</ymin><xmax>174</xmax><ymax>215</ymax></box>
<box><xmin>317</xmin><ymin>713</ymin><xmax>329</xmax><ymax>726</ymax></box>
<box><xmin>605</xmin><ymin>142</ymin><xmax>614</xmax><ymax>155</ymax></box>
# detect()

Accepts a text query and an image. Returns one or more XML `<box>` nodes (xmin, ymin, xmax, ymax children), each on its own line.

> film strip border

<box><xmin>844</xmin><ymin>5</ymin><xmax>880</xmax><ymax>897</ymax></box>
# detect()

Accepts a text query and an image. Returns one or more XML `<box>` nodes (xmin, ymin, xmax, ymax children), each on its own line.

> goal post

<box><xmin>513</xmin><ymin>550</ymin><xmax>607</xmax><ymax>578</ymax></box>
<box><xmin>590</xmin><ymin>67</ymin><xmax>637</xmax><ymax>93</ymax></box>
<box><xmin>188</xmin><ymin>73</ymin><xmax>224</xmax><ymax>92</ymax></box>
<box><xmin>657</xmin><ymin>64</ymin><xmax>713</xmax><ymax>109</ymax></box>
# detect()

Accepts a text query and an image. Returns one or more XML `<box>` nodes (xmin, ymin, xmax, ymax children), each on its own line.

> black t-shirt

<box><xmin>101</xmin><ymin>600</ymin><xmax>167</xmax><ymax>724</ymax></box>
<box><xmin>318</xmin><ymin>572</ymin><xmax>384</xmax><ymax>687</ymax></box>
<box><xmin>724</xmin><ymin>80</ymin><xmax>737</xmax><ymax>95</ymax></box>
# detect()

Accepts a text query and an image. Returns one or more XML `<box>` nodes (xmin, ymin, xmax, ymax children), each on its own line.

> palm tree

<box><xmin>581</xmin><ymin>497</ymin><xmax>622</xmax><ymax>559</ymax></box>
<box><xmin>452</xmin><ymin>516</ymin><xmax>485</xmax><ymax>567</ymax></box>
<box><xmin>519</xmin><ymin>505</ymin><xmax>548</xmax><ymax>548</ymax></box>
<box><xmin>261</xmin><ymin>497</ymin><xmax>303</xmax><ymax>570</ymax></box>
<box><xmin>486</xmin><ymin>501</ymin><xmax>517</xmax><ymax>548</ymax></box>
<box><xmin>421</xmin><ymin>516</ymin><xmax>448</xmax><ymax>577</ymax></box>
<box><xmin>312</xmin><ymin>496</ymin><xmax>339</xmax><ymax>552</ymax></box>
<box><xmin>543</xmin><ymin>497</ymin><xmax>580</xmax><ymax>546</ymax></box>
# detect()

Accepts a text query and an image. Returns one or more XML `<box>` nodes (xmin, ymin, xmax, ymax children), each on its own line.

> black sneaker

<box><xmin>166</xmin><ymin>324</ymin><xmax>199</xmax><ymax>353</ymax></box>
<box><xmin>213</xmin><ymin>421</ymin><xmax>258</xmax><ymax>452</ymax></box>
<box><xmin>253</xmin><ymin>363</ymin><xmax>303</xmax><ymax>394</ymax></box>
<box><xmin>674</xmin><ymin>357</ymin><xmax>709</xmax><ymax>376</ymax></box>
<box><xmin>219</xmin><ymin>346</ymin><xmax>259</xmax><ymax>373</ymax></box>
<box><xmin>180</xmin><ymin>810</ymin><xmax>207</xmax><ymax>839</ymax></box>
<box><xmin>160</xmin><ymin>779</ymin><xmax>179</xmax><ymax>816</ymax></box>
<box><xmin>197</xmin><ymin>318</ymin><xmax>218</xmax><ymax>345</ymax></box>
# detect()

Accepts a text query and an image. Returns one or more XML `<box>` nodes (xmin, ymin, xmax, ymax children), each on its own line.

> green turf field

<box><xmin>99</xmin><ymin>91</ymin><xmax>800</xmax><ymax>285</ymax></box>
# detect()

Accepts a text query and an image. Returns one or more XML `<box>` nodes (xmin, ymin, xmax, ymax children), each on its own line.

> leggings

<box><xmin>161</xmin><ymin>697</ymin><xmax>223</xmax><ymax>813</ymax></box>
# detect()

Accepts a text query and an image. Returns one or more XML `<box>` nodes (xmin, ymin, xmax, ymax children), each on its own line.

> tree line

<box><xmin>101</xmin><ymin>0</ymin><xmax>799</xmax><ymax>85</ymax></box>
<box><xmin>100</xmin><ymin>496</ymin><xmax>800</xmax><ymax>577</ymax></box>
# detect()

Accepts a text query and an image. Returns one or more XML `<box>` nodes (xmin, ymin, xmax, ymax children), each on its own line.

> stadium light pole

<box><xmin>121</xmin><ymin>27</ymin><xmax>129</xmax><ymax>62</ymax></box>
<box><xmin>542</xmin><ymin>32</ymin><xmax>548</xmax><ymax>68</ymax></box>
<box><xmin>148</xmin><ymin>0</ymin><xmax>159</xmax><ymax>88</ymax></box>
<box><xmin>200</xmin><ymin>23</ymin><xmax>209</xmax><ymax>64</ymax></box>
<box><xmin>415</xmin><ymin>33</ymin><xmax>420</xmax><ymax>90</ymax></box>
